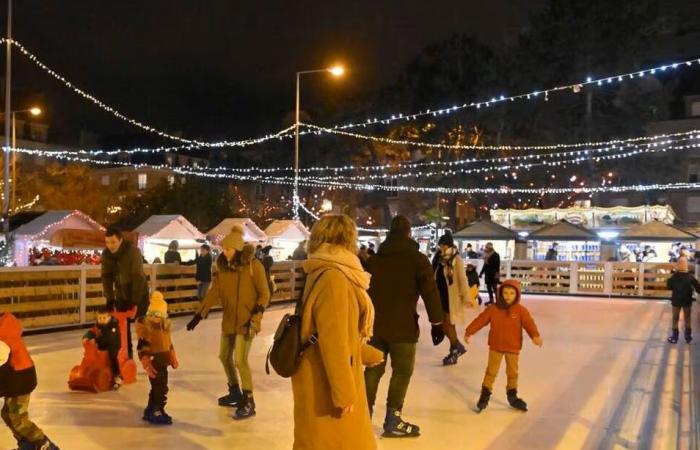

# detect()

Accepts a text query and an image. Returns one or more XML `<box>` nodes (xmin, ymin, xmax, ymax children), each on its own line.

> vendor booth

<box><xmin>527</xmin><ymin>220</ymin><xmax>600</xmax><ymax>262</ymax></box>
<box><xmin>453</xmin><ymin>220</ymin><xmax>518</xmax><ymax>260</ymax></box>
<box><xmin>12</xmin><ymin>210</ymin><xmax>105</xmax><ymax>266</ymax></box>
<box><xmin>207</xmin><ymin>218</ymin><xmax>267</xmax><ymax>246</ymax></box>
<box><xmin>264</xmin><ymin>220</ymin><xmax>310</xmax><ymax>260</ymax></box>
<box><xmin>618</xmin><ymin>220</ymin><xmax>697</xmax><ymax>262</ymax></box>
<box><xmin>134</xmin><ymin>215</ymin><xmax>205</xmax><ymax>263</ymax></box>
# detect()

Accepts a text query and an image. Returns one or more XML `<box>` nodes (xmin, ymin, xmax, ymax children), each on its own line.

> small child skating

<box><xmin>82</xmin><ymin>308</ymin><xmax>123</xmax><ymax>390</ymax></box>
<box><xmin>135</xmin><ymin>291</ymin><xmax>179</xmax><ymax>425</ymax></box>
<box><xmin>464</xmin><ymin>279</ymin><xmax>542</xmax><ymax>413</ymax></box>
<box><xmin>0</xmin><ymin>312</ymin><xmax>60</xmax><ymax>450</ymax></box>
<box><xmin>466</xmin><ymin>263</ymin><xmax>482</xmax><ymax>306</ymax></box>
<box><xmin>666</xmin><ymin>257</ymin><xmax>700</xmax><ymax>344</ymax></box>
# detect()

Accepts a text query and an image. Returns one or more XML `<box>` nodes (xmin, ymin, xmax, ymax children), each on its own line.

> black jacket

<box><xmin>667</xmin><ymin>271</ymin><xmax>700</xmax><ymax>307</ymax></box>
<box><xmin>480</xmin><ymin>251</ymin><xmax>501</xmax><ymax>282</ymax></box>
<box><xmin>101</xmin><ymin>240</ymin><xmax>149</xmax><ymax>316</ymax></box>
<box><xmin>164</xmin><ymin>250</ymin><xmax>182</xmax><ymax>264</ymax></box>
<box><xmin>185</xmin><ymin>253</ymin><xmax>213</xmax><ymax>282</ymax></box>
<box><xmin>366</xmin><ymin>234</ymin><xmax>444</xmax><ymax>343</ymax></box>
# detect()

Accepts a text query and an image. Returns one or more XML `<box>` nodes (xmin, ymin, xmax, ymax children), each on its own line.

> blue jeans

<box><xmin>197</xmin><ymin>282</ymin><xmax>211</xmax><ymax>300</ymax></box>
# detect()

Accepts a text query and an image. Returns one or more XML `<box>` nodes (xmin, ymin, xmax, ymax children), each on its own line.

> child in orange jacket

<box><xmin>464</xmin><ymin>279</ymin><xmax>542</xmax><ymax>412</ymax></box>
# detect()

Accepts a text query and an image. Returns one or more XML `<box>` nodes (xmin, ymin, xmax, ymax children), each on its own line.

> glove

<box><xmin>251</xmin><ymin>304</ymin><xmax>266</xmax><ymax>315</ymax></box>
<box><xmin>140</xmin><ymin>356</ymin><xmax>158</xmax><ymax>379</ymax></box>
<box><xmin>186</xmin><ymin>313</ymin><xmax>202</xmax><ymax>331</ymax></box>
<box><xmin>431</xmin><ymin>323</ymin><xmax>445</xmax><ymax>346</ymax></box>
<box><xmin>169</xmin><ymin>349</ymin><xmax>179</xmax><ymax>369</ymax></box>
<box><xmin>244</xmin><ymin>320</ymin><xmax>258</xmax><ymax>338</ymax></box>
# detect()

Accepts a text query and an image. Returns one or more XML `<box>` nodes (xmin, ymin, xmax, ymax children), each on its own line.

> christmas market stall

<box><xmin>134</xmin><ymin>215</ymin><xmax>205</xmax><ymax>263</ymax></box>
<box><xmin>527</xmin><ymin>220</ymin><xmax>600</xmax><ymax>262</ymax></box>
<box><xmin>207</xmin><ymin>218</ymin><xmax>267</xmax><ymax>247</ymax></box>
<box><xmin>11</xmin><ymin>210</ymin><xmax>105</xmax><ymax>267</ymax></box>
<box><xmin>264</xmin><ymin>220</ymin><xmax>310</xmax><ymax>260</ymax></box>
<box><xmin>618</xmin><ymin>220</ymin><xmax>697</xmax><ymax>263</ymax></box>
<box><xmin>453</xmin><ymin>220</ymin><xmax>519</xmax><ymax>260</ymax></box>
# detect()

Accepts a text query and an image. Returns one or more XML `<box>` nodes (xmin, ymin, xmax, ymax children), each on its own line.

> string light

<box><xmin>5</xmin><ymin>37</ymin><xmax>295</xmax><ymax>148</ymax></box>
<box><xmin>297</xmin><ymin>202</ymin><xmax>432</xmax><ymax>233</ymax></box>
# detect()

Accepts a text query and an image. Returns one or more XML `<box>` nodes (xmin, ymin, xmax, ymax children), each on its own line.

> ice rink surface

<box><xmin>3</xmin><ymin>295</ymin><xmax>697</xmax><ymax>450</ymax></box>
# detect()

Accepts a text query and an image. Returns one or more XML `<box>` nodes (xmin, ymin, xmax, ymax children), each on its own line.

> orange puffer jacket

<box><xmin>0</xmin><ymin>313</ymin><xmax>37</xmax><ymax>397</ymax></box>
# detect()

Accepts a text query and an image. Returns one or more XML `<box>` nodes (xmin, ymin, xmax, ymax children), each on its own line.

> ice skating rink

<box><xmin>4</xmin><ymin>295</ymin><xmax>698</xmax><ymax>450</ymax></box>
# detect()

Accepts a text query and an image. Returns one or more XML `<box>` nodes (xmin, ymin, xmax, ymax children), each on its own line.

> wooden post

<box><xmin>79</xmin><ymin>266</ymin><xmax>87</xmax><ymax>324</ymax></box>
<box><xmin>290</xmin><ymin>262</ymin><xmax>297</xmax><ymax>301</ymax></box>
<box><xmin>149</xmin><ymin>264</ymin><xmax>158</xmax><ymax>294</ymax></box>
<box><xmin>603</xmin><ymin>262</ymin><xmax>613</xmax><ymax>296</ymax></box>
<box><xmin>638</xmin><ymin>263</ymin><xmax>645</xmax><ymax>297</ymax></box>
<box><xmin>569</xmin><ymin>262</ymin><xmax>578</xmax><ymax>294</ymax></box>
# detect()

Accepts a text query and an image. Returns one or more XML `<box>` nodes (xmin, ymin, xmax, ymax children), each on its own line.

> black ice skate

<box><xmin>476</xmin><ymin>387</ymin><xmax>492</xmax><ymax>413</ymax></box>
<box><xmin>507</xmin><ymin>389</ymin><xmax>528</xmax><ymax>412</ymax></box>
<box><xmin>383</xmin><ymin>408</ymin><xmax>420</xmax><ymax>438</ymax></box>
<box><xmin>668</xmin><ymin>329</ymin><xmax>679</xmax><ymax>344</ymax></box>
<box><xmin>218</xmin><ymin>383</ymin><xmax>243</xmax><ymax>407</ymax></box>
<box><xmin>233</xmin><ymin>391</ymin><xmax>256</xmax><ymax>420</ymax></box>
<box><xmin>686</xmin><ymin>329</ymin><xmax>693</xmax><ymax>344</ymax></box>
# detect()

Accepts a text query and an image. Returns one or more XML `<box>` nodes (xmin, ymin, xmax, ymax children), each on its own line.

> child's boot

<box><xmin>442</xmin><ymin>342</ymin><xmax>467</xmax><ymax>366</ymax></box>
<box><xmin>686</xmin><ymin>328</ymin><xmax>693</xmax><ymax>344</ymax></box>
<box><xmin>218</xmin><ymin>383</ymin><xmax>243</xmax><ymax>407</ymax></box>
<box><xmin>36</xmin><ymin>437</ymin><xmax>60</xmax><ymax>450</ymax></box>
<box><xmin>382</xmin><ymin>408</ymin><xmax>420</xmax><ymax>438</ymax></box>
<box><xmin>476</xmin><ymin>387</ymin><xmax>491</xmax><ymax>412</ymax></box>
<box><xmin>507</xmin><ymin>389</ymin><xmax>528</xmax><ymax>412</ymax></box>
<box><xmin>668</xmin><ymin>329</ymin><xmax>679</xmax><ymax>344</ymax></box>
<box><xmin>233</xmin><ymin>391</ymin><xmax>256</xmax><ymax>420</ymax></box>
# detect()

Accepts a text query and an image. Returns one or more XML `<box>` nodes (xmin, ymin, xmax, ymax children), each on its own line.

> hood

<box><xmin>216</xmin><ymin>244</ymin><xmax>256</xmax><ymax>271</ymax></box>
<box><xmin>0</xmin><ymin>312</ymin><xmax>22</xmax><ymax>340</ymax></box>
<box><xmin>303</xmin><ymin>243</ymin><xmax>371</xmax><ymax>291</ymax></box>
<box><xmin>377</xmin><ymin>234</ymin><xmax>419</xmax><ymax>255</ymax></box>
<box><xmin>496</xmin><ymin>279</ymin><xmax>522</xmax><ymax>309</ymax></box>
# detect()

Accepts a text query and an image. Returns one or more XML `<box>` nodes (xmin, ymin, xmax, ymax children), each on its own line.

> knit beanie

<box><xmin>221</xmin><ymin>225</ymin><xmax>245</xmax><ymax>251</ymax></box>
<box><xmin>0</xmin><ymin>340</ymin><xmax>9</xmax><ymax>366</ymax></box>
<box><xmin>677</xmin><ymin>257</ymin><xmax>689</xmax><ymax>273</ymax></box>
<box><xmin>438</xmin><ymin>232</ymin><xmax>454</xmax><ymax>247</ymax></box>
<box><xmin>148</xmin><ymin>290</ymin><xmax>168</xmax><ymax>317</ymax></box>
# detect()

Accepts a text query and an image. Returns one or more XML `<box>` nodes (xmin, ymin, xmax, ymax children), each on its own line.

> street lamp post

<box><xmin>293</xmin><ymin>65</ymin><xmax>344</xmax><ymax>220</ymax></box>
<box><xmin>3</xmin><ymin>0</ymin><xmax>12</xmax><ymax>234</ymax></box>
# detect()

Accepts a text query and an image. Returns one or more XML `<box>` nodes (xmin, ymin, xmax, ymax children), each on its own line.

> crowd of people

<box><xmin>6</xmin><ymin>213</ymin><xmax>699</xmax><ymax>449</ymax></box>
<box><xmin>28</xmin><ymin>248</ymin><xmax>102</xmax><ymax>266</ymax></box>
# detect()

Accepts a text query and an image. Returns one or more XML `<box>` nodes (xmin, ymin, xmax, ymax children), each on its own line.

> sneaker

<box><xmin>382</xmin><ymin>408</ymin><xmax>420</xmax><ymax>438</ymax></box>
<box><xmin>506</xmin><ymin>389</ymin><xmax>528</xmax><ymax>412</ymax></box>
<box><xmin>233</xmin><ymin>391</ymin><xmax>256</xmax><ymax>420</ymax></box>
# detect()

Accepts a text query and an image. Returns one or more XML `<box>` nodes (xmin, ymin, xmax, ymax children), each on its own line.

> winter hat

<box><xmin>438</xmin><ymin>232</ymin><xmax>454</xmax><ymax>247</ymax></box>
<box><xmin>221</xmin><ymin>225</ymin><xmax>245</xmax><ymax>251</ymax></box>
<box><xmin>496</xmin><ymin>279</ymin><xmax>522</xmax><ymax>309</ymax></box>
<box><xmin>0</xmin><ymin>340</ymin><xmax>9</xmax><ymax>366</ymax></box>
<box><xmin>677</xmin><ymin>257</ymin><xmax>689</xmax><ymax>273</ymax></box>
<box><xmin>148</xmin><ymin>291</ymin><xmax>168</xmax><ymax>317</ymax></box>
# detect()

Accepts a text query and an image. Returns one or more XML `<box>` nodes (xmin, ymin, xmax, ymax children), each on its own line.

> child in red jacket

<box><xmin>464</xmin><ymin>279</ymin><xmax>542</xmax><ymax>412</ymax></box>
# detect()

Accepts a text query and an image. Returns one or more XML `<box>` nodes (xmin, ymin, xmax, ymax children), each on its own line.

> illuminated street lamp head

<box><xmin>328</xmin><ymin>65</ymin><xmax>345</xmax><ymax>77</ymax></box>
<box><xmin>29</xmin><ymin>107</ymin><xmax>42</xmax><ymax>116</ymax></box>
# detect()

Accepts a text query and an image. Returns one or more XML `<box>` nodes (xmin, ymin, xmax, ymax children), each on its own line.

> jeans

<box><xmin>482</xmin><ymin>350</ymin><xmax>519</xmax><ymax>391</ymax></box>
<box><xmin>148</xmin><ymin>364</ymin><xmax>169</xmax><ymax>410</ymax></box>
<box><xmin>672</xmin><ymin>305</ymin><xmax>692</xmax><ymax>330</ymax></box>
<box><xmin>219</xmin><ymin>334</ymin><xmax>254</xmax><ymax>391</ymax></box>
<box><xmin>364</xmin><ymin>338</ymin><xmax>416</xmax><ymax>412</ymax></box>
<box><xmin>197</xmin><ymin>282</ymin><xmax>211</xmax><ymax>300</ymax></box>
<box><xmin>1</xmin><ymin>395</ymin><xmax>46</xmax><ymax>444</ymax></box>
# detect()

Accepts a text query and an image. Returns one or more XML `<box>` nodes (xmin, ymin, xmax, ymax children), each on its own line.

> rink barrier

<box><xmin>0</xmin><ymin>261</ymin><xmax>305</xmax><ymax>331</ymax></box>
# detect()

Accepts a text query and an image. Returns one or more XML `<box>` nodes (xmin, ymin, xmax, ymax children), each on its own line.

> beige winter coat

<box><xmin>291</xmin><ymin>245</ymin><xmax>376</xmax><ymax>450</ymax></box>
<box><xmin>436</xmin><ymin>250</ymin><xmax>474</xmax><ymax>324</ymax></box>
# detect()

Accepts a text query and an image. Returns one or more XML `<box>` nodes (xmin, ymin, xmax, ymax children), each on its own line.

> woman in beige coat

<box><xmin>292</xmin><ymin>215</ymin><xmax>377</xmax><ymax>450</ymax></box>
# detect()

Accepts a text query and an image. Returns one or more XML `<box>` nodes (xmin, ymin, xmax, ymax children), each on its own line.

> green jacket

<box><xmin>101</xmin><ymin>240</ymin><xmax>149</xmax><ymax>316</ymax></box>
<box><xmin>366</xmin><ymin>234</ymin><xmax>443</xmax><ymax>343</ymax></box>
<box><xmin>198</xmin><ymin>245</ymin><xmax>271</xmax><ymax>335</ymax></box>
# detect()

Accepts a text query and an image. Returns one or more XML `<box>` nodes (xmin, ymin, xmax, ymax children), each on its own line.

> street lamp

<box><xmin>293</xmin><ymin>64</ymin><xmax>345</xmax><ymax>220</ymax></box>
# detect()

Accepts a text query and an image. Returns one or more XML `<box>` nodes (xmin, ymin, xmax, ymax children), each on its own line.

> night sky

<box><xmin>2</xmin><ymin>0</ymin><xmax>543</xmax><ymax>144</ymax></box>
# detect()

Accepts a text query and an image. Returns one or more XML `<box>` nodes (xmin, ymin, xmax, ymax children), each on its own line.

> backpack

<box><xmin>265</xmin><ymin>270</ymin><xmax>328</xmax><ymax>377</ymax></box>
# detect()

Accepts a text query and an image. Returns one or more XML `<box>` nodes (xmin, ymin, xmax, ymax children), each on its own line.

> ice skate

<box><xmin>218</xmin><ymin>383</ymin><xmax>243</xmax><ymax>407</ymax></box>
<box><xmin>507</xmin><ymin>389</ymin><xmax>528</xmax><ymax>412</ymax></box>
<box><xmin>685</xmin><ymin>329</ymin><xmax>693</xmax><ymax>344</ymax></box>
<box><xmin>668</xmin><ymin>329</ymin><xmax>679</xmax><ymax>344</ymax></box>
<box><xmin>442</xmin><ymin>342</ymin><xmax>466</xmax><ymax>366</ymax></box>
<box><xmin>476</xmin><ymin>387</ymin><xmax>491</xmax><ymax>413</ymax></box>
<box><xmin>233</xmin><ymin>391</ymin><xmax>256</xmax><ymax>420</ymax></box>
<box><xmin>145</xmin><ymin>408</ymin><xmax>173</xmax><ymax>425</ymax></box>
<box><xmin>382</xmin><ymin>408</ymin><xmax>420</xmax><ymax>438</ymax></box>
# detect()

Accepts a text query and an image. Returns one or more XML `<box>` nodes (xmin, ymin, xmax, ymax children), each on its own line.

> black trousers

<box><xmin>148</xmin><ymin>365</ymin><xmax>169</xmax><ymax>411</ymax></box>
<box><xmin>485</xmin><ymin>278</ymin><xmax>499</xmax><ymax>303</ymax></box>
<box><xmin>672</xmin><ymin>305</ymin><xmax>692</xmax><ymax>331</ymax></box>
<box><xmin>97</xmin><ymin>341</ymin><xmax>120</xmax><ymax>377</ymax></box>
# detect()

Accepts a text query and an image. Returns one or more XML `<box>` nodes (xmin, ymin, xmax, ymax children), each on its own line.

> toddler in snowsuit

<box><xmin>136</xmin><ymin>291</ymin><xmax>179</xmax><ymax>425</ymax></box>
<box><xmin>666</xmin><ymin>257</ymin><xmax>700</xmax><ymax>344</ymax></box>
<box><xmin>0</xmin><ymin>312</ymin><xmax>60</xmax><ymax>450</ymax></box>
<box><xmin>82</xmin><ymin>308</ymin><xmax>122</xmax><ymax>390</ymax></box>
<box><xmin>464</xmin><ymin>279</ymin><xmax>542</xmax><ymax>412</ymax></box>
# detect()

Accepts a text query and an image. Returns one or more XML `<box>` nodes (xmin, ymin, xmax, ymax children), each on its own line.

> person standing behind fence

<box><xmin>364</xmin><ymin>215</ymin><xmax>444</xmax><ymax>438</ymax></box>
<box><xmin>292</xmin><ymin>214</ymin><xmax>376</xmax><ymax>450</ymax></box>
<box><xmin>480</xmin><ymin>242</ymin><xmax>501</xmax><ymax>305</ymax></box>
<box><xmin>186</xmin><ymin>225</ymin><xmax>270</xmax><ymax>420</ymax></box>
<box><xmin>184</xmin><ymin>245</ymin><xmax>213</xmax><ymax>300</ymax></box>
<box><xmin>163</xmin><ymin>241</ymin><xmax>182</xmax><ymax>264</ymax></box>
<box><xmin>667</xmin><ymin>257</ymin><xmax>700</xmax><ymax>344</ymax></box>
<box><xmin>102</xmin><ymin>227</ymin><xmax>149</xmax><ymax>359</ymax></box>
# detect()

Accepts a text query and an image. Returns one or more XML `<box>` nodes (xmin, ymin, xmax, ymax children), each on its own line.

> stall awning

<box><xmin>619</xmin><ymin>220</ymin><xmax>698</xmax><ymax>242</ymax></box>
<box><xmin>264</xmin><ymin>220</ymin><xmax>310</xmax><ymax>241</ymax></box>
<box><xmin>454</xmin><ymin>220</ymin><xmax>518</xmax><ymax>240</ymax></box>
<box><xmin>134</xmin><ymin>215</ymin><xmax>205</xmax><ymax>241</ymax></box>
<box><xmin>529</xmin><ymin>220</ymin><xmax>598</xmax><ymax>241</ymax></box>
<box><xmin>207</xmin><ymin>218</ymin><xmax>267</xmax><ymax>244</ymax></box>
<box><xmin>12</xmin><ymin>210</ymin><xmax>104</xmax><ymax>240</ymax></box>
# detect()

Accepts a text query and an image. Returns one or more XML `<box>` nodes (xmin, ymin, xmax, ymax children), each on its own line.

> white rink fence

<box><xmin>0</xmin><ymin>260</ymin><xmax>691</xmax><ymax>331</ymax></box>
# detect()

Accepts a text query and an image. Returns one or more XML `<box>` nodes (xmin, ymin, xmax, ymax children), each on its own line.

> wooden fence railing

<box><xmin>0</xmin><ymin>260</ymin><xmax>691</xmax><ymax>331</ymax></box>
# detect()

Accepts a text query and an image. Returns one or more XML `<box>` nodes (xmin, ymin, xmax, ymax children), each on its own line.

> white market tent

<box><xmin>134</xmin><ymin>215</ymin><xmax>205</xmax><ymax>263</ymax></box>
<box><xmin>207</xmin><ymin>218</ymin><xmax>267</xmax><ymax>246</ymax></box>
<box><xmin>12</xmin><ymin>210</ymin><xmax>104</xmax><ymax>266</ymax></box>
<box><xmin>264</xmin><ymin>220</ymin><xmax>310</xmax><ymax>260</ymax></box>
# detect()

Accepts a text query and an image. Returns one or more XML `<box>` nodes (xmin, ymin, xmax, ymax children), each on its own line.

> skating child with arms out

<box><xmin>136</xmin><ymin>291</ymin><xmax>179</xmax><ymax>425</ymax></box>
<box><xmin>82</xmin><ymin>307</ymin><xmax>123</xmax><ymax>390</ymax></box>
<box><xmin>464</xmin><ymin>279</ymin><xmax>542</xmax><ymax>412</ymax></box>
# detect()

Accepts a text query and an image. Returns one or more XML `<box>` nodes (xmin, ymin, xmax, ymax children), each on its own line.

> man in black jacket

<box><xmin>480</xmin><ymin>242</ymin><xmax>501</xmax><ymax>305</ymax></box>
<box><xmin>364</xmin><ymin>215</ymin><xmax>444</xmax><ymax>438</ymax></box>
<box><xmin>102</xmin><ymin>227</ymin><xmax>149</xmax><ymax>358</ymax></box>
<box><xmin>185</xmin><ymin>244</ymin><xmax>213</xmax><ymax>300</ymax></box>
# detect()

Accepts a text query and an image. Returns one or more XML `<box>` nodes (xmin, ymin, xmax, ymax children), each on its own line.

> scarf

<box><xmin>304</xmin><ymin>244</ymin><xmax>375</xmax><ymax>339</ymax></box>
<box><xmin>439</xmin><ymin>246</ymin><xmax>457</xmax><ymax>285</ymax></box>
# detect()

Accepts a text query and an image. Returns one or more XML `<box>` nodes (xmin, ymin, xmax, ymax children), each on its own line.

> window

<box><xmin>100</xmin><ymin>175</ymin><xmax>110</xmax><ymax>186</ymax></box>
<box><xmin>689</xmin><ymin>165</ymin><xmax>700</xmax><ymax>183</ymax></box>
<box><xmin>118</xmin><ymin>177</ymin><xmax>128</xmax><ymax>192</ymax></box>
<box><xmin>138</xmin><ymin>173</ymin><xmax>147</xmax><ymax>190</ymax></box>
<box><xmin>255</xmin><ymin>184</ymin><xmax>266</xmax><ymax>200</ymax></box>
<box><xmin>385</xmin><ymin>178</ymin><xmax>399</xmax><ymax>199</ymax></box>
<box><xmin>692</xmin><ymin>100</ymin><xmax>700</xmax><ymax>117</ymax></box>
<box><xmin>687</xmin><ymin>197</ymin><xmax>700</xmax><ymax>214</ymax></box>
